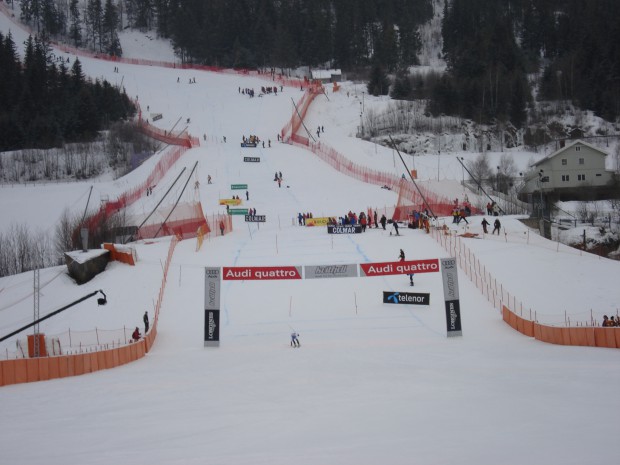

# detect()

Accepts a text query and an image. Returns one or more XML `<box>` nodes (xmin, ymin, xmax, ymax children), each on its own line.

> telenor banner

<box><xmin>382</xmin><ymin>291</ymin><xmax>430</xmax><ymax>305</ymax></box>
<box><xmin>440</xmin><ymin>258</ymin><xmax>462</xmax><ymax>337</ymax></box>
<box><xmin>223</xmin><ymin>266</ymin><xmax>302</xmax><ymax>280</ymax></box>
<box><xmin>360</xmin><ymin>259</ymin><xmax>440</xmax><ymax>277</ymax></box>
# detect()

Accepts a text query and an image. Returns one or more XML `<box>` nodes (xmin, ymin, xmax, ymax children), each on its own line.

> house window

<box><xmin>561</xmin><ymin>159</ymin><xmax>567</xmax><ymax>165</ymax></box>
<box><xmin>562</xmin><ymin>175</ymin><xmax>570</xmax><ymax>182</ymax></box>
<box><xmin>578</xmin><ymin>174</ymin><xmax>585</xmax><ymax>181</ymax></box>
<box><xmin>578</xmin><ymin>158</ymin><xmax>584</xmax><ymax>165</ymax></box>
<box><xmin>575</xmin><ymin>146</ymin><xmax>581</xmax><ymax>152</ymax></box>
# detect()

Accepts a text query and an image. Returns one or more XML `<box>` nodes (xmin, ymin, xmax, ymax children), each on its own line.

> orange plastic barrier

<box><xmin>102</xmin><ymin>243</ymin><xmax>136</xmax><ymax>266</ymax></box>
<box><xmin>0</xmin><ymin>236</ymin><xmax>179</xmax><ymax>387</ymax></box>
<box><xmin>503</xmin><ymin>305</ymin><xmax>619</xmax><ymax>349</ymax></box>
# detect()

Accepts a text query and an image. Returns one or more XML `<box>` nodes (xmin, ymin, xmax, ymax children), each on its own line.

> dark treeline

<box><xmin>163</xmin><ymin>0</ymin><xmax>434</xmax><ymax>71</ymax></box>
<box><xmin>11</xmin><ymin>0</ymin><xmax>620</xmax><ymax>129</ymax></box>
<box><xmin>0</xmin><ymin>32</ymin><xmax>135</xmax><ymax>151</ymax></box>
<box><xmin>431</xmin><ymin>0</ymin><xmax>620</xmax><ymax>126</ymax></box>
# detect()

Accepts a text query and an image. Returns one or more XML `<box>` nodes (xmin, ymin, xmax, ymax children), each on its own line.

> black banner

<box><xmin>444</xmin><ymin>300</ymin><xmax>462</xmax><ymax>334</ymax></box>
<box><xmin>204</xmin><ymin>309</ymin><xmax>220</xmax><ymax>346</ymax></box>
<box><xmin>243</xmin><ymin>157</ymin><xmax>260</xmax><ymax>162</ymax></box>
<box><xmin>240</xmin><ymin>143</ymin><xmax>257</xmax><ymax>148</ymax></box>
<box><xmin>383</xmin><ymin>291</ymin><xmax>430</xmax><ymax>305</ymax></box>
<box><xmin>327</xmin><ymin>225</ymin><xmax>362</xmax><ymax>234</ymax></box>
<box><xmin>245</xmin><ymin>215</ymin><xmax>266</xmax><ymax>222</ymax></box>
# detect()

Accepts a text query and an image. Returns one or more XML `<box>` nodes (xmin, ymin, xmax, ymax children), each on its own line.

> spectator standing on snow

<box><xmin>143</xmin><ymin>311</ymin><xmax>149</xmax><ymax>333</ymax></box>
<box><xmin>493</xmin><ymin>218</ymin><xmax>501</xmax><ymax>235</ymax></box>
<box><xmin>481</xmin><ymin>218</ymin><xmax>489</xmax><ymax>234</ymax></box>
<box><xmin>380</xmin><ymin>214</ymin><xmax>387</xmax><ymax>230</ymax></box>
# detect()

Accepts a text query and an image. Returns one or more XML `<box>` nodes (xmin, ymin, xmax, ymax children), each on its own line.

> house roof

<box><xmin>311</xmin><ymin>69</ymin><xmax>342</xmax><ymax>79</ymax></box>
<box><xmin>531</xmin><ymin>139</ymin><xmax>608</xmax><ymax>168</ymax></box>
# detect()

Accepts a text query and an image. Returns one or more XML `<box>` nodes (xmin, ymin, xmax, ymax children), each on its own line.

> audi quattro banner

<box><xmin>327</xmin><ymin>224</ymin><xmax>362</xmax><ymax>234</ymax></box>
<box><xmin>304</xmin><ymin>264</ymin><xmax>358</xmax><ymax>279</ymax></box>
<box><xmin>223</xmin><ymin>266</ymin><xmax>302</xmax><ymax>280</ymax></box>
<box><xmin>360</xmin><ymin>259</ymin><xmax>440</xmax><ymax>277</ymax></box>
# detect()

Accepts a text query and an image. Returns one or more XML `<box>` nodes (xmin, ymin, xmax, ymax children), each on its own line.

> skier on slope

<box><xmin>398</xmin><ymin>249</ymin><xmax>414</xmax><ymax>286</ymax></box>
<box><xmin>291</xmin><ymin>332</ymin><xmax>300</xmax><ymax>347</ymax></box>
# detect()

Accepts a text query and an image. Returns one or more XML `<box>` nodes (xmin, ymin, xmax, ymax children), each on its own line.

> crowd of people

<box><xmin>602</xmin><ymin>315</ymin><xmax>620</xmax><ymax>327</ymax></box>
<box><xmin>486</xmin><ymin>201</ymin><xmax>501</xmax><ymax>216</ymax></box>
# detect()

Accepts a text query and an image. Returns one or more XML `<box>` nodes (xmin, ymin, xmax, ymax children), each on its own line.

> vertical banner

<box><xmin>204</xmin><ymin>267</ymin><xmax>221</xmax><ymax>347</ymax></box>
<box><xmin>440</xmin><ymin>258</ymin><xmax>462</xmax><ymax>337</ymax></box>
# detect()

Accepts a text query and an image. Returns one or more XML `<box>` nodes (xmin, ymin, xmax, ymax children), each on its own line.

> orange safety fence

<box><xmin>503</xmin><ymin>305</ymin><xmax>619</xmax><ymax>348</ymax></box>
<box><xmin>136</xmin><ymin>119</ymin><xmax>196</xmax><ymax>148</ymax></box>
<box><xmin>0</xmin><ymin>236</ymin><xmax>178</xmax><ymax>386</ymax></box>
<box><xmin>281</xmin><ymin>89</ymin><xmax>478</xmax><ymax>219</ymax></box>
<box><xmin>428</xmin><ymin>222</ymin><xmax>618</xmax><ymax>349</ymax></box>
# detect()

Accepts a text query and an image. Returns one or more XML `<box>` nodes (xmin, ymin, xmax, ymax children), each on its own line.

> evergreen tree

<box><xmin>367</xmin><ymin>62</ymin><xmax>390</xmax><ymax>96</ymax></box>
<box><xmin>68</xmin><ymin>0</ymin><xmax>82</xmax><ymax>47</ymax></box>
<box><xmin>103</xmin><ymin>0</ymin><xmax>122</xmax><ymax>56</ymax></box>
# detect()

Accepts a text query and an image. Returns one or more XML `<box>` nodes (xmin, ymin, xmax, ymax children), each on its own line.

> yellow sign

<box><xmin>305</xmin><ymin>217</ymin><xmax>330</xmax><ymax>226</ymax></box>
<box><xmin>219</xmin><ymin>198</ymin><xmax>242</xmax><ymax>206</ymax></box>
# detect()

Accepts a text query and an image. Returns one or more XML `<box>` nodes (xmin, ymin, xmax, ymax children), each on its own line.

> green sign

<box><xmin>231</xmin><ymin>184</ymin><xmax>247</xmax><ymax>190</ymax></box>
<box><xmin>228</xmin><ymin>208</ymin><xmax>248</xmax><ymax>215</ymax></box>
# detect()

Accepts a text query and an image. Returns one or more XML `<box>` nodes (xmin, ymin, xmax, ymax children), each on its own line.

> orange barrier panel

<box><xmin>48</xmin><ymin>356</ymin><xmax>60</xmax><ymax>379</ymax></box>
<box><xmin>104</xmin><ymin>350</ymin><xmax>114</xmax><ymax>369</ymax></box>
<box><xmin>112</xmin><ymin>349</ymin><xmax>120</xmax><ymax>368</ymax></box>
<box><xmin>97</xmin><ymin>351</ymin><xmax>106</xmax><ymax>370</ymax></box>
<box><xmin>90</xmin><ymin>353</ymin><xmax>99</xmax><ymax>372</ymax></box>
<box><xmin>616</xmin><ymin>330</ymin><xmax>620</xmax><ymax>348</ymax></box>
<box><xmin>14</xmin><ymin>359</ymin><xmax>28</xmax><ymax>384</ymax></box>
<box><xmin>0</xmin><ymin>361</ymin><xmax>3</xmax><ymax>386</ymax></box>
<box><xmin>26</xmin><ymin>359</ymin><xmax>39</xmax><ymax>382</ymax></box>
<box><xmin>2</xmin><ymin>359</ymin><xmax>16</xmax><ymax>386</ymax></box>
<box><xmin>568</xmin><ymin>328</ymin><xmax>587</xmax><ymax>346</ymax></box>
<box><xmin>593</xmin><ymin>328</ymin><xmax>608</xmax><ymax>348</ymax></box>
<box><xmin>585</xmin><ymin>328</ymin><xmax>596</xmax><ymax>347</ymax></box>
<box><xmin>83</xmin><ymin>353</ymin><xmax>91</xmax><ymax>373</ymax></box>
<box><xmin>597</xmin><ymin>328</ymin><xmax>618</xmax><ymax>349</ymax></box>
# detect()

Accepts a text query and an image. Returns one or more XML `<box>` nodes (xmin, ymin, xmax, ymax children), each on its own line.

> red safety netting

<box><xmin>282</xmin><ymin>88</ymin><xmax>482</xmax><ymax>220</ymax></box>
<box><xmin>136</xmin><ymin>119</ymin><xmax>197</xmax><ymax>148</ymax></box>
<box><xmin>280</xmin><ymin>82</ymin><xmax>324</xmax><ymax>141</ymax></box>
<box><xmin>136</xmin><ymin>202</ymin><xmax>209</xmax><ymax>241</ymax></box>
<box><xmin>83</xmin><ymin>145</ymin><xmax>211</xmax><ymax>241</ymax></box>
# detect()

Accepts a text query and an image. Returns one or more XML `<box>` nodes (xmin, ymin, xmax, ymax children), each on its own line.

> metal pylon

<box><xmin>33</xmin><ymin>269</ymin><xmax>40</xmax><ymax>357</ymax></box>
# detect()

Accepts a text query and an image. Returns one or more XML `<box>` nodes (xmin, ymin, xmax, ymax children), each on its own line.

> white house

<box><xmin>310</xmin><ymin>69</ymin><xmax>342</xmax><ymax>84</ymax></box>
<box><xmin>520</xmin><ymin>139</ymin><xmax>614</xmax><ymax>200</ymax></box>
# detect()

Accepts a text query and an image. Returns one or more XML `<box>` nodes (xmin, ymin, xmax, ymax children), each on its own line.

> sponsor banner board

<box><xmin>360</xmin><ymin>259</ymin><xmax>440</xmax><ymax>277</ymax></box>
<box><xmin>383</xmin><ymin>291</ymin><xmax>430</xmax><ymax>305</ymax></box>
<box><xmin>440</xmin><ymin>258</ymin><xmax>462</xmax><ymax>337</ymax></box>
<box><xmin>223</xmin><ymin>266</ymin><xmax>302</xmax><ymax>280</ymax></box>
<box><xmin>231</xmin><ymin>184</ymin><xmax>248</xmax><ymax>190</ymax></box>
<box><xmin>240</xmin><ymin>143</ymin><xmax>257</xmax><ymax>148</ymax></box>
<box><xmin>243</xmin><ymin>157</ymin><xmax>260</xmax><ymax>162</ymax></box>
<box><xmin>305</xmin><ymin>217</ymin><xmax>331</xmax><ymax>227</ymax></box>
<box><xmin>151</xmin><ymin>113</ymin><xmax>163</xmax><ymax>122</ymax></box>
<box><xmin>219</xmin><ymin>198</ymin><xmax>241</xmax><ymax>206</ymax></box>
<box><xmin>204</xmin><ymin>267</ymin><xmax>221</xmax><ymax>310</ymax></box>
<box><xmin>304</xmin><ymin>264</ymin><xmax>358</xmax><ymax>279</ymax></box>
<box><xmin>204</xmin><ymin>309</ymin><xmax>220</xmax><ymax>346</ymax></box>
<box><xmin>228</xmin><ymin>208</ymin><xmax>248</xmax><ymax>215</ymax></box>
<box><xmin>245</xmin><ymin>215</ymin><xmax>266</xmax><ymax>222</ymax></box>
<box><xmin>327</xmin><ymin>225</ymin><xmax>362</xmax><ymax>234</ymax></box>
